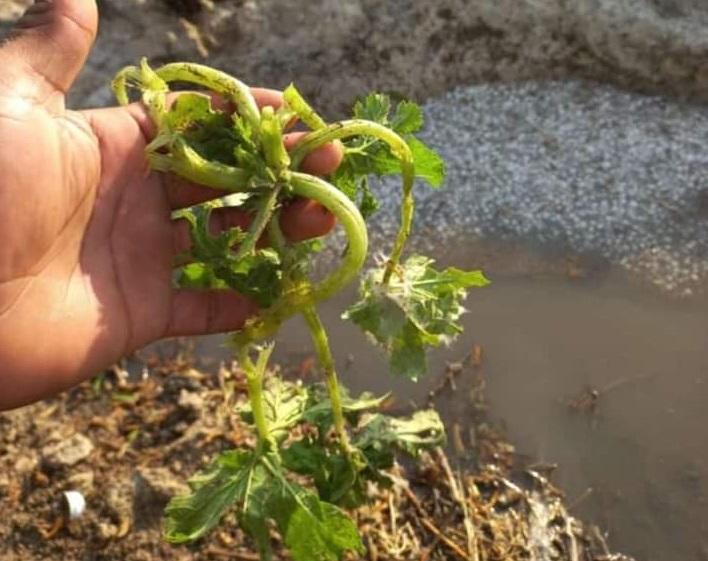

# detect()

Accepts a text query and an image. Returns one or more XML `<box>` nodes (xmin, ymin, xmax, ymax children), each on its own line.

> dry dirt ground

<box><xmin>0</xmin><ymin>344</ymin><xmax>629</xmax><ymax>561</ymax></box>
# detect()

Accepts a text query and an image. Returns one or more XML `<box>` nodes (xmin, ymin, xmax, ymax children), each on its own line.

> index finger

<box><xmin>251</xmin><ymin>87</ymin><xmax>283</xmax><ymax>111</ymax></box>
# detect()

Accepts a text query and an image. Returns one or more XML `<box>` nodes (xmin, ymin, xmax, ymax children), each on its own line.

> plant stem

<box><xmin>267</xmin><ymin>212</ymin><xmax>288</xmax><ymax>254</ymax></box>
<box><xmin>289</xmin><ymin>120</ymin><xmax>411</xmax><ymax>171</ymax></box>
<box><xmin>238</xmin><ymin>345</ymin><xmax>273</xmax><ymax>444</ymax></box>
<box><xmin>154</xmin><ymin>62</ymin><xmax>261</xmax><ymax>131</ymax></box>
<box><xmin>383</xmin><ymin>177</ymin><xmax>414</xmax><ymax>285</ymax></box>
<box><xmin>262</xmin><ymin>215</ymin><xmax>352</xmax><ymax>453</ymax></box>
<box><xmin>260</xmin><ymin>106</ymin><xmax>291</xmax><ymax>173</ymax></box>
<box><xmin>288</xmin><ymin>120</ymin><xmax>415</xmax><ymax>285</ymax></box>
<box><xmin>283</xmin><ymin>84</ymin><xmax>327</xmax><ymax>131</ymax></box>
<box><xmin>234</xmin><ymin>184</ymin><xmax>283</xmax><ymax>261</ymax></box>
<box><xmin>289</xmin><ymin>172</ymin><xmax>368</xmax><ymax>302</ymax></box>
<box><xmin>301</xmin><ymin>307</ymin><xmax>350</xmax><ymax>452</ymax></box>
<box><xmin>150</xmin><ymin>139</ymin><xmax>250</xmax><ymax>191</ymax></box>
<box><xmin>246</xmin><ymin>375</ymin><xmax>269</xmax><ymax>445</ymax></box>
<box><xmin>232</xmin><ymin>173</ymin><xmax>367</xmax><ymax>346</ymax></box>
<box><xmin>111</xmin><ymin>66</ymin><xmax>141</xmax><ymax>105</ymax></box>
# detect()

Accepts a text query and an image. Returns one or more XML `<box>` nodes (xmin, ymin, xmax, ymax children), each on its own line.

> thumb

<box><xmin>2</xmin><ymin>0</ymin><xmax>97</xmax><ymax>102</ymax></box>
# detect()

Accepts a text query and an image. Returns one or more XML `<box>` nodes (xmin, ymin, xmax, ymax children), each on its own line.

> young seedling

<box><xmin>113</xmin><ymin>59</ymin><xmax>488</xmax><ymax>561</ymax></box>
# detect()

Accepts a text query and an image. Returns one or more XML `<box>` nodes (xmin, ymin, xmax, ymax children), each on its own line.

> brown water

<box><xmin>180</xmin><ymin>246</ymin><xmax>708</xmax><ymax>561</ymax></box>
<box><xmin>456</xmin><ymin>276</ymin><xmax>708</xmax><ymax>561</ymax></box>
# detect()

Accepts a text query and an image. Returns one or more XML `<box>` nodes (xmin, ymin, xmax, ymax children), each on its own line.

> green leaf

<box><xmin>229</xmin><ymin>116</ymin><xmax>273</xmax><ymax>183</ymax></box>
<box><xmin>239</xmin><ymin>377</ymin><xmax>310</xmax><ymax>441</ymax></box>
<box><xmin>243</xmin><ymin>377</ymin><xmax>388</xmax><ymax>439</ymax></box>
<box><xmin>268</xmin><ymin>477</ymin><xmax>363</xmax><ymax>561</ymax></box>
<box><xmin>353</xmin><ymin>93</ymin><xmax>425</xmax><ymax>134</ymax></box>
<box><xmin>329</xmin><ymin>169</ymin><xmax>380</xmax><ymax>220</ymax></box>
<box><xmin>284</xmin><ymin>495</ymin><xmax>363</xmax><ymax>561</ymax></box>
<box><xmin>173</xmin><ymin>203</ymin><xmax>283</xmax><ymax>306</ymax></box>
<box><xmin>358</xmin><ymin>179</ymin><xmax>380</xmax><ymax>219</ymax></box>
<box><xmin>368</xmin><ymin>136</ymin><xmax>445</xmax><ymax>188</ymax></box>
<box><xmin>177</xmin><ymin>262</ymin><xmax>221</xmax><ymax>289</ymax></box>
<box><xmin>240</xmin><ymin>455</ymin><xmax>364</xmax><ymax>561</ymax></box>
<box><xmin>166</xmin><ymin>448</ymin><xmax>363</xmax><ymax>561</ymax></box>
<box><xmin>284</xmin><ymin>394</ymin><xmax>441</xmax><ymax>508</ymax></box>
<box><xmin>333</xmin><ymin>93</ymin><xmax>444</xmax><ymax>219</ymax></box>
<box><xmin>302</xmin><ymin>386</ymin><xmax>389</xmax><ymax>431</ymax></box>
<box><xmin>215</xmin><ymin>249</ymin><xmax>282</xmax><ymax>308</ymax></box>
<box><xmin>389</xmin><ymin>322</ymin><xmax>427</xmax><ymax>381</ymax></box>
<box><xmin>285</xmin><ymin>408</ymin><xmax>444</xmax><ymax>499</ymax></box>
<box><xmin>391</xmin><ymin>100</ymin><xmax>423</xmax><ymax>134</ymax></box>
<box><xmin>282</xmin><ymin>439</ymin><xmax>328</xmax><ymax>475</ymax></box>
<box><xmin>164</xmin><ymin>92</ymin><xmax>215</xmax><ymax>131</ymax></box>
<box><xmin>354</xmin><ymin>410</ymin><xmax>445</xmax><ymax>464</ymax></box>
<box><xmin>165</xmin><ymin>450</ymin><xmax>255</xmax><ymax>543</ymax></box>
<box><xmin>184</xmin><ymin>111</ymin><xmax>242</xmax><ymax>166</ymax></box>
<box><xmin>175</xmin><ymin>202</ymin><xmax>246</xmax><ymax>263</ymax></box>
<box><xmin>157</xmin><ymin>96</ymin><xmax>268</xmax><ymax>182</ymax></box>
<box><xmin>353</xmin><ymin>93</ymin><xmax>391</xmax><ymax>124</ymax></box>
<box><xmin>284</xmin><ymin>388</ymin><xmax>404</xmax><ymax>508</ymax></box>
<box><xmin>282</xmin><ymin>238</ymin><xmax>325</xmax><ymax>279</ymax></box>
<box><xmin>238</xmin><ymin>461</ymin><xmax>277</xmax><ymax>560</ymax></box>
<box><xmin>344</xmin><ymin>255</ymin><xmax>489</xmax><ymax>380</ymax></box>
<box><xmin>281</xmin><ymin>440</ymin><xmax>360</xmax><ymax>505</ymax></box>
<box><xmin>406</xmin><ymin>137</ymin><xmax>445</xmax><ymax>187</ymax></box>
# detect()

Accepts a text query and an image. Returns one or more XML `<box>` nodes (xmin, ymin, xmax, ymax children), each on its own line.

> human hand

<box><xmin>0</xmin><ymin>0</ymin><xmax>341</xmax><ymax>409</ymax></box>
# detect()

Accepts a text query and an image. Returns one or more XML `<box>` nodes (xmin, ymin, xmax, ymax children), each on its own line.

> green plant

<box><xmin>113</xmin><ymin>59</ymin><xmax>489</xmax><ymax>561</ymax></box>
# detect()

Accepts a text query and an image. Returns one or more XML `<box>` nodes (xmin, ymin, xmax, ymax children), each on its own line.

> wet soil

<box><xmin>187</xmin><ymin>240</ymin><xmax>708</xmax><ymax>561</ymax></box>
<box><xmin>324</xmin><ymin>257</ymin><xmax>708</xmax><ymax>561</ymax></box>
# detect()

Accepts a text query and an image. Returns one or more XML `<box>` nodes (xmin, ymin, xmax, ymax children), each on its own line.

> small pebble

<box><xmin>367</xmin><ymin>81</ymin><xmax>708</xmax><ymax>295</ymax></box>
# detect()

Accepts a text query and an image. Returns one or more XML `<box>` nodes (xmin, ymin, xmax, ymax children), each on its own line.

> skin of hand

<box><xmin>0</xmin><ymin>0</ymin><xmax>341</xmax><ymax>410</ymax></box>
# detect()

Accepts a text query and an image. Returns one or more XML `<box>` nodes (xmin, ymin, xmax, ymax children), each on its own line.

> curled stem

<box><xmin>232</xmin><ymin>172</ymin><xmax>367</xmax><ymax>345</ymax></box>
<box><xmin>111</xmin><ymin>66</ymin><xmax>141</xmax><ymax>106</ymax></box>
<box><xmin>289</xmin><ymin>120</ymin><xmax>415</xmax><ymax>284</ymax></box>
<box><xmin>289</xmin><ymin>172</ymin><xmax>368</xmax><ymax>302</ymax></box>
<box><xmin>150</xmin><ymin>139</ymin><xmax>250</xmax><ymax>191</ymax></box>
<box><xmin>154</xmin><ymin>62</ymin><xmax>261</xmax><ymax>131</ymax></box>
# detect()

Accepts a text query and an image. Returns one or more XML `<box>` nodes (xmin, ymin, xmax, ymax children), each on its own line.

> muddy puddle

<box><xmin>151</xmin><ymin>242</ymin><xmax>708</xmax><ymax>561</ymax></box>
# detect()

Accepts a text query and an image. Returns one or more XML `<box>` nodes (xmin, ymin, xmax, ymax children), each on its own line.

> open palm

<box><xmin>0</xmin><ymin>0</ymin><xmax>340</xmax><ymax>409</ymax></box>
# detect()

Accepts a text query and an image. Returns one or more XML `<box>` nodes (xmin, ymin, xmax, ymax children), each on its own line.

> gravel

<box><xmin>368</xmin><ymin>81</ymin><xmax>708</xmax><ymax>296</ymax></box>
